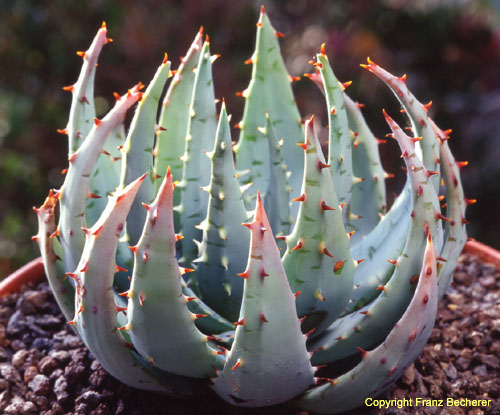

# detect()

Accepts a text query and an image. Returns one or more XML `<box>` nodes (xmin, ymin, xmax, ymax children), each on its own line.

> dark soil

<box><xmin>0</xmin><ymin>254</ymin><xmax>498</xmax><ymax>415</ymax></box>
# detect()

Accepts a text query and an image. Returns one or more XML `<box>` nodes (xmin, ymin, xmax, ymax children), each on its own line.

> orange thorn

<box><xmin>387</xmin><ymin>259</ymin><xmax>398</xmax><ymax>265</ymax></box>
<box><xmin>464</xmin><ymin>198</ymin><xmax>476</xmax><ymax>205</ymax></box>
<box><xmin>435</xmin><ymin>212</ymin><xmax>451</xmax><ymax>222</ymax></box>
<box><xmin>320</xmin><ymin>43</ymin><xmax>326</xmax><ymax>55</ymax></box>
<box><xmin>292</xmin><ymin>240</ymin><xmax>304</xmax><ymax>251</ymax></box>
<box><xmin>118</xmin><ymin>290</ymin><xmax>132</xmax><ymax>298</ymax></box>
<box><xmin>275</xmin><ymin>31</ymin><xmax>285</xmax><ymax>38</ymax></box>
<box><xmin>292</xmin><ymin>193</ymin><xmax>306</xmax><ymax>203</ymax></box>
<box><xmin>296</xmin><ymin>142</ymin><xmax>308</xmax><ymax>150</ymax></box>
<box><xmin>294</xmin><ymin>290</ymin><xmax>302</xmax><ymax>298</ymax></box>
<box><xmin>320</xmin><ymin>200</ymin><xmax>335</xmax><ymax>212</ymax></box>
<box><xmin>231</xmin><ymin>360</ymin><xmax>242</xmax><ymax>371</ymax></box>
<box><xmin>234</xmin><ymin>318</ymin><xmax>246</xmax><ymax>326</ymax></box>
<box><xmin>342</xmin><ymin>81</ymin><xmax>352</xmax><ymax>89</ymax></box>
<box><xmin>115</xmin><ymin>306</ymin><xmax>127</xmax><ymax>315</ymax></box>
<box><xmin>66</xmin><ymin>273</ymin><xmax>78</xmax><ymax>282</ymax></box>
<box><xmin>49</xmin><ymin>228</ymin><xmax>61</xmax><ymax>239</ymax></box>
<box><xmin>317</xmin><ymin>160</ymin><xmax>331</xmax><ymax>170</ymax></box>
<box><xmin>376</xmin><ymin>285</ymin><xmax>385</xmax><ymax>291</ymax></box>
<box><xmin>259</xmin><ymin>268</ymin><xmax>269</xmax><ymax>278</ymax></box>
<box><xmin>94</xmin><ymin>117</ymin><xmax>102</xmax><ymax>126</ymax></box>
<box><xmin>116</xmin><ymin>193</ymin><xmax>126</xmax><ymax>204</ymax></box>
<box><xmin>237</xmin><ymin>271</ymin><xmax>249</xmax><ymax>279</ymax></box>
<box><xmin>323</xmin><ymin>247</ymin><xmax>334</xmax><ymax>258</ymax></box>
<box><xmin>244</xmin><ymin>58</ymin><xmax>253</xmax><ymax>65</ymax></box>
<box><xmin>356</xmin><ymin>346</ymin><xmax>368</xmax><ymax>358</ymax></box>
<box><xmin>76</xmin><ymin>51</ymin><xmax>87</xmax><ymax>58</ymax></box>
<box><xmin>62</xmin><ymin>85</ymin><xmax>74</xmax><ymax>92</ymax></box>
<box><xmin>259</xmin><ymin>312</ymin><xmax>269</xmax><ymax>323</ymax></box>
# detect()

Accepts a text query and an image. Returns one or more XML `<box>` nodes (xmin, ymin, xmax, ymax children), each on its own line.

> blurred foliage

<box><xmin>0</xmin><ymin>0</ymin><xmax>498</xmax><ymax>277</ymax></box>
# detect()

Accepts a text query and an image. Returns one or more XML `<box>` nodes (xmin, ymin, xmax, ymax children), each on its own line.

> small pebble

<box><xmin>28</xmin><ymin>373</ymin><xmax>51</xmax><ymax>396</ymax></box>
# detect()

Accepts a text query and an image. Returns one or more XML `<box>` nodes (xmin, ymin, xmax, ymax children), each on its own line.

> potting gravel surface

<box><xmin>0</xmin><ymin>253</ymin><xmax>498</xmax><ymax>415</ymax></box>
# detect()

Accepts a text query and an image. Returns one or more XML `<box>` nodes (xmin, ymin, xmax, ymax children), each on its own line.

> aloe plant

<box><xmin>33</xmin><ymin>10</ymin><xmax>470</xmax><ymax>412</ymax></box>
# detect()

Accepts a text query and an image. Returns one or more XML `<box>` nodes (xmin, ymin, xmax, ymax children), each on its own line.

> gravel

<box><xmin>0</xmin><ymin>253</ymin><xmax>498</xmax><ymax>414</ymax></box>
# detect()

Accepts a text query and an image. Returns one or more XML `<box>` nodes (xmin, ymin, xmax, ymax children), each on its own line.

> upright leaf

<box><xmin>234</xmin><ymin>7</ymin><xmax>304</xmax><ymax>210</ymax></box>
<box><xmin>178</xmin><ymin>41</ymin><xmax>218</xmax><ymax>267</ymax></box>
<box><xmin>212</xmin><ymin>193</ymin><xmax>314</xmax><ymax>407</ymax></box>
<box><xmin>193</xmin><ymin>104</ymin><xmax>251</xmax><ymax>322</ymax></box>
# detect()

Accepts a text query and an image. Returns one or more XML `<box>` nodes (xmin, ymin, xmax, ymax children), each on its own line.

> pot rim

<box><xmin>0</xmin><ymin>257</ymin><xmax>45</xmax><ymax>297</ymax></box>
<box><xmin>462</xmin><ymin>239</ymin><xmax>500</xmax><ymax>271</ymax></box>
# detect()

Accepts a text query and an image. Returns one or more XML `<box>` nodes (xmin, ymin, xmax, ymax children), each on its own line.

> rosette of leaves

<box><xmin>33</xmin><ymin>9</ymin><xmax>469</xmax><ymax>413</ymax></box>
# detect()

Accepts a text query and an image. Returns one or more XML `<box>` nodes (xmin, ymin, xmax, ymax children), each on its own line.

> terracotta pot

<box><xmin>0</xmin><ymin>257</ymin><xmax>45</xmax><ymax>296</ymax></box>
<box><xmin>462</xmin><ymin>239</ymin><xmax>500</xmax><ymax>271</ymax></box>
<box><xmin>1</xmin><ymin>239</ymin><xmax>499</xmax><ymax>298</ymax></box>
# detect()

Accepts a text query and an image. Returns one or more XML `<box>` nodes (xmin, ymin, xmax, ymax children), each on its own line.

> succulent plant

<box><xmin>33</xmin><ymin>8</ymin><xmax>469</xmax><ymax>413</ymax></box>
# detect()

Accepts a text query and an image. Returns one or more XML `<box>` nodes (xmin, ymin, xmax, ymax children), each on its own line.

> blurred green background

<box><xmin>0</xmin><ymin>0</ymin><xmax>498</xmax><ymax>277</ymax></box>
